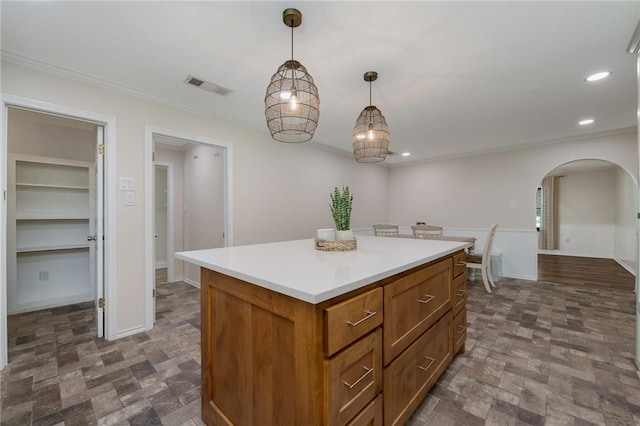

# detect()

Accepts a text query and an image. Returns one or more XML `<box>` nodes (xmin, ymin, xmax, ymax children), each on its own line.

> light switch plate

<box><xmin>124</xmin><ymin>191</ymin><xmax>135</xmax><ymax>206</ymax></box>
<box><xmin>119</xmin><ymin>177</ymin><xmax>135</xmax><ymax>190</ymax></box>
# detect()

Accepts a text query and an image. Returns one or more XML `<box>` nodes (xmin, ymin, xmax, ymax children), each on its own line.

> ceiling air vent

<box><xmin>184</xmin><ymin>75</ymin><xmax>231</xmax><ymax>96</ymax></box>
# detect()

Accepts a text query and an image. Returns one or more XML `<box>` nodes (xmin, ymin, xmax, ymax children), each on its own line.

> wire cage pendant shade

<box><xmin>353</xmin><ymin>71</ymin><xmax>389</xmax><ymax>163</ymax></box>
<box><xmin>265</xmin><ymin>8</ymin><xmax>320</xmax><ymax>143</ymax></box>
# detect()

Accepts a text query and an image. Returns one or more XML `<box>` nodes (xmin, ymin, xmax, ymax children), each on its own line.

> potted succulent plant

<box><xmin>330</xmin><ymin>186</ymin><xmax>354</xmax><ymax>240</ymax></box>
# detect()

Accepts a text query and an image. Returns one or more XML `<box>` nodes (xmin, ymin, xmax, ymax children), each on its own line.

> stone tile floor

<box><xmin>1</xmin><ymin>280</ymin><xmax>203</xmax><ymax>426</ymax></box>
<box><xmin>1</xmin><ymin>277</ymin><xmax>638</xmax><ymax>425</ymax></box>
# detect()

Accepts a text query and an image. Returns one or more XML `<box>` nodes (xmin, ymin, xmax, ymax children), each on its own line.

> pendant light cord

<box><xmin>290</xmin><ymin>22</ymin><xmax>296</xmax><ymax>90</ymax></box>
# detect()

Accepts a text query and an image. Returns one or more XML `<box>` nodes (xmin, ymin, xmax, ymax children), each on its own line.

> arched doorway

<box><xmin>535</xmin><ymin>159</ymin><xmax>637</xmax><ymax>290</ymax></box>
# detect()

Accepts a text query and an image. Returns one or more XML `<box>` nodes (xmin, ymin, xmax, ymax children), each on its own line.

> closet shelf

<box><xmin>16</xmin><ymin>183</ymin><xmax>89</xmax><ymax>191</ymax></box>
<box><xmin>17</xmin><ymin>243</ymin><xmax>90</xmax><ymax>253</ymax></box>
<box><xmin>17</xmin><ymin>213</ymin><xmax>90</xmax><ymax>220</ymax></box>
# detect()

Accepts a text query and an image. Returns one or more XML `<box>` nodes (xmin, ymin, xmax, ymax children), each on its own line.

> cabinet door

<box><xmin>325</xmin><ymin>288</ymin><xmax>383</xmax><ymax>357</ymax></box>
<box><xmin>452</xmin><ymin>251</ymin><xmax>467</xmax><ymax>278</ymax></box>
<box><xmin>454</xmin><ymin>307</ymin><xmax>467</xmax><ymax>354</ymax></box>
<box><xmin>346</xmin><ymin>395</ymin><xmax>382</xmax><ymax>426</ymax></box>
<box><xmin>383</xmin><ymin>312</ymin><xmax>453</xmax><ymax>426</ymax></box>
<box><xmin>384</xmin><ymin>258</ymin><xmax>451</xmax><ymax>364</ymax></box>
<box><xmin>326</xmin><ymin>329</ymin><xmax>382</xmax><ymax>426</ymax></box>
<box><xmin>452</xmin><ymin>274</ymin><xmax>466</xmax><ymax>316</ymax></box>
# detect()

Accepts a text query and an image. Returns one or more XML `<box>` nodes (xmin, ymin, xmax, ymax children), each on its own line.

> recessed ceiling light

<box><xmin>402</xmin><ymin>152</ymin><xmax>411</xmax><ymax>157</ymax></box>
<box><xmin>585</xmin><ymin>71</ymin><xmax>612</xmax><ymax>82</ymax></box>
<box><xmin>579</xmin><ymin>119</ymin><xmax>594</xmax><ymax>125</ymax></box>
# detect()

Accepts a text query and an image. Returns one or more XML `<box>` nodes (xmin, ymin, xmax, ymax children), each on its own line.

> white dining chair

<box><xmin>411</xmin><ymin>224</ymin><xmax>443</xmax><ymax>239</ymax></box>
<box><xmin>466</xmin><ymin>224</ymin><xmax>499</xmax><ymax>293</ymax></box>
<box><xmin>373</xmin><ymin>223</ymin><xmax>399</xmax><ymax>237</ymax></box>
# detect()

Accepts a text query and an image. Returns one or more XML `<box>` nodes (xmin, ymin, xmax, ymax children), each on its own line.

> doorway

<box><xmin>0</xmin><ymin>94</ymin><xmax>117</xmax><ymax>370</ymax></box>
<box><xmin>144</xmin><ymin>125</ymin><xmax>233</xmax><ymax>330</ymax></box>
<box><xmin>536</xmin><ymin>159</ymin><xmax>637</xmax><ymax>287</ymax></box>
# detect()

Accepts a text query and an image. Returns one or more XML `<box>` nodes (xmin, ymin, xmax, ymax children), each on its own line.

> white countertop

<box><xmin>175</xmin><ymin>235</ymin><xmax>469</xmax><ymax>304</ymax></box>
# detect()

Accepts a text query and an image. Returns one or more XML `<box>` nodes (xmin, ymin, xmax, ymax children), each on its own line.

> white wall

<box><xmin>616</xmin><ymin>167</ymin><xmax>638</xmax><ymax>272</ymax></box>
<box><xmin>154</xmin><ymin>165</ymin><xmax>168</xmax><ymax>267</ymax></box>
<box><xmin>554</xmin><ymin>168</ymin><xmax>616</xmax><ymax>258</ymax></box>
<box><xmin>155</xmin><ymin>148</ymin><xmax>185</xmax><ymax>280</ymax></box>
<box><xmin>1</xmin><ymin>61</ymin><xmax>390</xmax><ymax>335</ymax></box>
<box><xmin>389</xmin><ymin>132</ymin><xmax>638</xmax><ymax>280</ymax></box>
<box><xmin>183</xmin><ymin>144</ymin><xmax>225</xmax><ymax>285</ymax></box>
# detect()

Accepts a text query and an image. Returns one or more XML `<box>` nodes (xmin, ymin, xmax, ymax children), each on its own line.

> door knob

<box><xmin>87</xmin><ymin>235</ymin><xmax>97</xmax><ymax>241</ymax></box>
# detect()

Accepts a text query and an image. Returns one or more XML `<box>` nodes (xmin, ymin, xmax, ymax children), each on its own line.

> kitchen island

<box><xmin>176</xmin><ymin>235</ymin><xmax>470</xmax><ymax>426</ymax></box>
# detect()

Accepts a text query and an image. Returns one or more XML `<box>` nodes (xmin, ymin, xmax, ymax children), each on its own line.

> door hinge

<box><xmin>152</xmin><ymin>152</ymin><xmax>155</xmax><ymax>161</ymax></box>
<box><xmin>98</xmin><ymin>144</ymin><xmax>105</xmax><ymax>154</ymax></box>
<box><xmin>153</xmin><ymin>289</ymin><xmax>156</xmax><ymax>298</ymax></box>
<box><xmin>98</xmin><ymin>297</ymin><xmax>105</xmax><ymax>308</ymax></box>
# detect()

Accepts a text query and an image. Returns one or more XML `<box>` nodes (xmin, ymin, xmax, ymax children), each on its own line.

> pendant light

<box><xmin>265</xmin><ymin>8</ymin><xmax>320</xmax><ymax>143</ymax></box>
<box><xmin>353</xmin><ymin>71</ymin><xmax>389</xmax><ymax>163</ymax></box>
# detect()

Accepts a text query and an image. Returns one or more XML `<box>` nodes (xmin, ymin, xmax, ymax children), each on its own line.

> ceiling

<box><xmin>1</xmin><ymin>1</ymin><xmax>638</xmax><ymax>165</ymax></box>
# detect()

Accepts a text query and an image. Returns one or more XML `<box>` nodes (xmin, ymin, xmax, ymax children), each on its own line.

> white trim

<box><xmin>182</xmin><ymin>277</ymin><xmax>200</xmax><ymax>289</ymax></box>
<box><xmin>1</xmin><ymin>51</ymin><xmax>263</xmax><ymax>134</ymax></box>
<box><xmin>0</xmin><ymin>94</ymin><xmax>118</xmax><ymax>372</ymax></box>
<box><xmin>154</xmin><ymin>161</ymin><xmax>174</xmax><ymax>283</ymax></box>
<box><xmin>155</xmin><ymin>261</ymin><xmax>168</xmax><ymax>269</ymax></box>
<box><xmin>115</xmin><ymin>325</ymin><xmax>147</xmax><ymax>339</ymax></box>
<box><xmin>614</xmin><ymin>257</ymin><xmax>637</xmax><ymax>276</ymax></box>
<box><xmin>144</xmin><ymin>125</ymin><xmax>233</xmax><ymax>331</ymax></box>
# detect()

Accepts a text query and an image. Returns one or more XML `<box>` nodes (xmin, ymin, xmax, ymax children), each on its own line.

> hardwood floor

<box><xmin>538</xmin><ymin>254</ymin><xmax>635</xmax><ymax>291</ymax></box>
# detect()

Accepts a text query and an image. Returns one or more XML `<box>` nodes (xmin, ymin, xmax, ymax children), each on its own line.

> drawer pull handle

<box><xmin>417</xmin><ymin>356</ymin><xmax>436</xmax><ymax>371</ymax></box>
<box><xmin>456</xmin><ymin>261</ymin><xmax>466</xmax><ymax>266</ymax></box>
<box><xmin>416</xmin><ymin>294</ymin><xmax>435</xmax><ymax>304</ymax></box>
<box><xmin>456</xmin><ymin>325</ymin><xmax>465</xmax><ymax>335</ymax></box>
<box><xmin>347</xmin><ymin>310</ymin><xmax>377</xmax><ymax>327</ymax></box>
<box><xmin>456</xmin><ymin>289</ymin><xmax>466</xmax><ymax>297</ymax></box>
<box><xmin>343</xmin><ymin>365</ymin><xmax>373</xmax><ymax>389</ymax></box>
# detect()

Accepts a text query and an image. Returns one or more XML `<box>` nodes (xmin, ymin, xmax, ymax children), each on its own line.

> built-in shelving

<box><xmin>7</xmin><ymin>154</ymin><xmax>96</xmax><ymax>314</ymax></box>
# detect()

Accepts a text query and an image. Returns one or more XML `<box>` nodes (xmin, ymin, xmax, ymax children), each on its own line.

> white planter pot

<box><xmin>335</xmin><ymin>230</ymin><xmax>354</xmax><ymax>240</ymax></box>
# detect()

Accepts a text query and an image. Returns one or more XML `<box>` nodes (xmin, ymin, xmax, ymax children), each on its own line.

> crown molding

<box><xmin>0</xmin><ymin>50</ymin><xmax>265</xmax><ymax>133</ymax></box>
<box><xmin>388</xmin><ymin>126</ymin><xmax>638</xmax><ymax>168</ymax></box>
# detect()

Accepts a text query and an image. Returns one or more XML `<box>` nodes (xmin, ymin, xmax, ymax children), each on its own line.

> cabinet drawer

<box><xmin>326</xmin><ymin>329</ymin><xmax>382</xmax><ymax>426</ymax></box>
<box><xmin>453</xmin><ymin>251</ymin><xmax>467</xmax><ymax>278</ymax></box>
<box><xmin>384</xmin><ymin>260</ymin><xmax>451</xmax><ymax>364</ymax></box>
<box><xmin>346</xmin><ymin>395</ymin><xmax>382</xmax><ymax>426</ymax></box>
<box><xmin>453</xmin><ymin>274</ymin><xmax>466</xmax><ymax>316</ymax></box>
<box><xmin>383</xmin><ymin>312</ymin><xmax>453</xmax><ymax>426</ymax></box>
<box><xmin>454</xmin><ymin>307</ymin><xmax>466</xmax><ymax>354</ymax></box>
<box><xmin>325</xmin><ymin>288</ymin><xmax>383</xmax><ymax>357</ymax></box>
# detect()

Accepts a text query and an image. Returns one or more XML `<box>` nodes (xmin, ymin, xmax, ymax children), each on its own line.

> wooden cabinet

<box><xmin>7</xmin><ymin>154</ymin><xmax>95</xmax><ymax>314</ymax></box>
<box><xmin>326</xmin><ymin>330</ymin><xmax>382</xmax><ymax>425</ymax></box>
<box><xmin>325</xmin><ymin>288</ymin><xmax>383</xmax><ymax>357</ymax></box>
<box><xmin>383</xmin><ymin>260</ymin><xmax>451</xmax><ymax>364</ymax></box>
<box><xmin>383</xmin><ymin>312</ymin><xmax>453</xmax><ymax>426</ymax></box>
<box><xmin>452</xmin><ymin>252</ymin><xmax>468</xmax><ymax>356</ymax></box>
<box><xmin>200</xmin><ymin>250</ymin><xmax>467</xmax><ymax>425</ymax></box>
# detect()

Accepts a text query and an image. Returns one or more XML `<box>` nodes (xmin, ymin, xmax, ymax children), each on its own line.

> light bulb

<box><xmin>367</xmin><ymin>122</ymin><xmax>374</xmax><ymax>140</ymax></box>
<box><xmin>289</xmin><ymin>86</ymin><xmax>298</xmax><ymax>110</ymax></box>
<box><xmin>279</xmin><ymin>90</ymin><xmax>291</xmax><ymax>100</ymax></box>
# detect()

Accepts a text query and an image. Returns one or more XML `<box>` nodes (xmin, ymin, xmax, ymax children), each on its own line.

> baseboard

<box><xmin>502</xmin><ymin>273</ymin><xmax>536</xmax><ymax>281</ymax></box>
<box><xmin>116</xmin><ymin>325</ymin><xmax>147</xmax><ymax>339</ymax></box>
<box><xmin>155</xmin><ymin>261</ymin><xmax>168</xmax><ymax>269</ymax></box>
<box><xmin>537</xmin><ymin>250</ymin><xmax>613</xmax><ymax>258</ymax></box>
<box><xmin>614</xmin><ymin>257</ymin><xmax>637</xmax><ymax>276</ymax></box>
<box><xmin>9</xmin><ymin>293</ymin><xmax>94</xmax><ymax>315</ymax></box>
<box><xmin>182</xmin><ymin>277</ymin><xmax>200</xmax><ymax>289</ymax></box>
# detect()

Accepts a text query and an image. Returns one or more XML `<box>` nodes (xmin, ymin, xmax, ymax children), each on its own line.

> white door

<box><xmin>94</xmin><ymin>127</ymin><xmax>105</xmax><ymax>338</ymax></box>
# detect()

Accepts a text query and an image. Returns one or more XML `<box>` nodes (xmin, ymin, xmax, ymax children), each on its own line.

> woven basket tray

<box><xmin>314</xmin><ymin>237</ymin><xmax>357</xmax><ymax>251</ymax></box>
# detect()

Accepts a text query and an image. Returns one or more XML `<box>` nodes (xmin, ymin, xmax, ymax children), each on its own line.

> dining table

<box><xmin>392</xmin><ymin>233</ymin><xmax>477</xmax><ymax>253</ymax></box>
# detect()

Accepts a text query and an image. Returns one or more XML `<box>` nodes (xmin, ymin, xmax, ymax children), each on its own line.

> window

<box><xmin>535</xmin><ymin>187</ymin><xmax>542</xmax><ymax>231</ymax></box>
